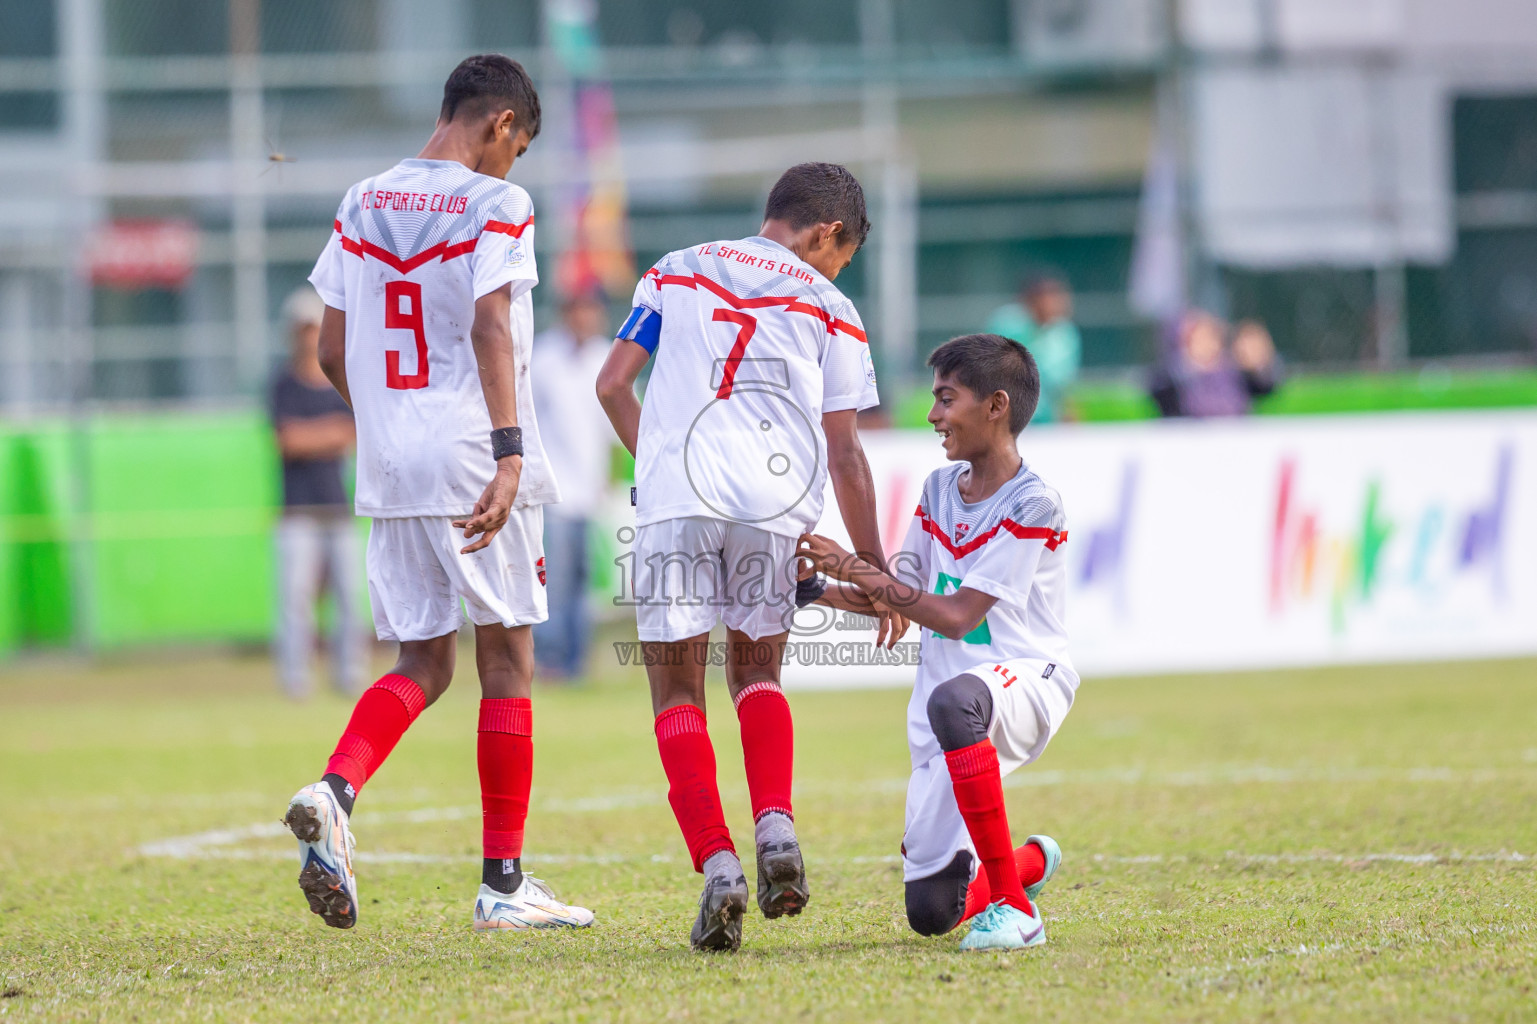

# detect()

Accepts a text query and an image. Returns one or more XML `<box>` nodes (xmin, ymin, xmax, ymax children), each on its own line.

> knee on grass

<box><xmin>926</xmin><ymin>675</ymin><xmax>993</xmax><ymax>752</ymax></box>
<box><xmin>905</xmin><ymin>851</ymin><xmax>972</xmax><ymax>936</ymax></box>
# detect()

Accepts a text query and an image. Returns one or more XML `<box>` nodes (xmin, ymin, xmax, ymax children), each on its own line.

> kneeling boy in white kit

<box><xmin>798</xmin><ymin>332</ymin><xmax>1076</xmax><ymax>951</ymax></box>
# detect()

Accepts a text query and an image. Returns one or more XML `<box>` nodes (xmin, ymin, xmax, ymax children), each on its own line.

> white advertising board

<box><xmin>599</xmin><ymin>411</ymin><xmax>1536</xmax><ymax>686</ymax></box>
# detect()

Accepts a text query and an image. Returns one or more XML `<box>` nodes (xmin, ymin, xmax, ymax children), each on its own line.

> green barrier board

<box><xmin>84</xmin><ymin>414</ymin><xmax>279</xmax><ymax>647</ymax></box>
<box><xmin>0</xmin><ymin>428</ymin><xmax>17</xmax><ymax>653</ymax></box>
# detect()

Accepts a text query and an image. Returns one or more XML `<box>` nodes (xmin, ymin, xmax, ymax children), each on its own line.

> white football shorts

<box><xmin>900</xmin><ymin>656</ymin><xmax>1075</xmax><ymax>883</ymax></box>
<box><xmin>366</xmin><ymin>508</ymin><xmax>547</xmax><ymax>643</ymax></box>
<box><xmin>630</xmin><ymin>516</ymin><xmax>797</xmax><ymax>643</ymax></box>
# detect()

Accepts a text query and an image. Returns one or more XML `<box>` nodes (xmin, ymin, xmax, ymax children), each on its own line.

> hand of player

<box><xmin>796</xmin><ymin>533</ymin><xmax>856</xmax><ymax>581</ymax></box>
<box><xmin>874</xmin><ymin>607</ymin><xmax>910</xmax><ymax>650</ymax></box>
<box><xmin>454</xmin><ymin>457</ymin><xmax>522</xmax><ymax>554</ymax></box>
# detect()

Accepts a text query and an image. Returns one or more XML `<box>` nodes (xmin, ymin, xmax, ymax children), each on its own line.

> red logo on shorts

<box><xmin>993</xmin><ymin>664</ymin><xmax>1018</xmax><ymax>688</ymax></box>
<box><xmin>954</xmin><ymin>522</ymin><xmax>971</xmax><ymax>544</ymax></box>
<box><xmin>536</xmin><ymin>556</ymin><xmax>546</xmax><ymax>586</ymax></box>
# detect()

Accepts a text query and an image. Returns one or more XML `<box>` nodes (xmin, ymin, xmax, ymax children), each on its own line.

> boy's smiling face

<box><xmin>928</xmin><ymin>370</ymin><xmax>996</xmax><ymax>462</ymax></box>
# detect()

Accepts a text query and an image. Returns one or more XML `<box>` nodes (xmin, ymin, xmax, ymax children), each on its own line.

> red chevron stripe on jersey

<box><xmin>657</xmin><ymin>272</ymin><xmax>868</xmax><ymax>342</ymax></box>
<box><xmin>333</xmin><ymin>215</ymin><xmax>533</xmax><ymax>274</ymax></box>
<box><xmin>914</xmin><ymin>505</ymin><xmax>1067</xmax><ymax>558</ymax></box>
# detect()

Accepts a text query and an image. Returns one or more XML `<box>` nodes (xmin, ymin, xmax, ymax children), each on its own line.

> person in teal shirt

<box><xmin>985</xmin><ymin>275</ymin><xmax>1081</xmax><ymax>424</ymax></box>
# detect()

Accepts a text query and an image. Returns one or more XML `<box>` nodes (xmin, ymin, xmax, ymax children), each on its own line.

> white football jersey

<box><xmin>308</xmin><ymin>158</ymin><xmax>558</xmax><ymax>518</ymax></box>
<box><xmin>620</xmin><ymin>235</ymin><xmax>878</xmax><ymax>539</ymax></box>
<box><xmin>895</xmin><ymin>460</ymin><xmax>1078</xmax><ymax>760</ymax></box>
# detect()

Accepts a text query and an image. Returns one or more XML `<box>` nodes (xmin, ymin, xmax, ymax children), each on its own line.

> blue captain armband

<box><xmin>617</xmin><ymin>305</ymin><xmax>661</xmax><ymax>354</ymax></box>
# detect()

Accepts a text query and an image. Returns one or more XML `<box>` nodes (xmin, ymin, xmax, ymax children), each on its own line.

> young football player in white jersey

<box><xmin>282</xmin><ymin>55</ymin><xmax>592</xmax><ymax>933</ymax></box>
<box><xmin>596</xmin><ymin>163</ymin><xmax>897</xmax><ymax>952</ymax></box>
<box><xmin>798</xmin><ymin>333</ymin><xmax>1075</xmax><ymax>952</ymax></box>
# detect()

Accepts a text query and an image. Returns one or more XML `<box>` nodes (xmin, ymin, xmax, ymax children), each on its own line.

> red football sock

<box><xmin>945</xmin><ymin>740</ymin><xmax>1033</xmax><ymax>915</ymax></box>
<box><xmin>478</xmin><ymin>698</ymin><xmax>533</xmax><ymax>860</ymax></box>
<box><xmin>323</xmin><ymin>673</ymin><xmax>427</xmax><ymax>793</ymax></box>
<box><xmin>1016</xmin><ymin>840</ymin><xmax>1047</xmax><ymax>889</ymax></box>
<box><xmin>962</xmin><ymin>841</ymin><xmax>1048</xmax><ymax>925</ymax></box>
<box><xmin>655</xmin><ymin>704</ymin><xmax>735</xmax><ymax>872</ymax></box>
<box><xmin>961</xmin><ymin>872</ymin><xmax>992</xmax><ymax>925</ymax></box>
<box><xmin>733</xmin><ymin>681</ymin><xmax>794</xmax><ymax>822</ymax></box>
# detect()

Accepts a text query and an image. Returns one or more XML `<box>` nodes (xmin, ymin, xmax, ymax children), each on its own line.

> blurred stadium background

<box><xmin>0</xmin><ymin>0</ymin><xmax>1535</xmax><ymax>661</ymax></box>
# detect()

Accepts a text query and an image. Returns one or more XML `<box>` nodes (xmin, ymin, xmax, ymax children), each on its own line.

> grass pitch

<box><xmin>1</xmin><ymin>648</ymin><xmax>1534</xmax><ymax>1022</ymax></box>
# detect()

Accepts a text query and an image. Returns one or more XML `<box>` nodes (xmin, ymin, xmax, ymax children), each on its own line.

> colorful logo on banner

<box><xmin>1077</xmin><ymin>462</ymin><xmax>1138</xmax><ymax>617</ymax></box>
<box><xmin>1269</xmin><ymin>445</ymin><xmax>1512</xmax><ymax>632</ymax></box>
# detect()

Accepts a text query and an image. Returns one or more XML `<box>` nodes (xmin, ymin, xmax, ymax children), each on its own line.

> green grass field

<box><xmin>2</xmin><ymin>649</ymin><xmax>1534</xmax><ymax>1022</ymax></box>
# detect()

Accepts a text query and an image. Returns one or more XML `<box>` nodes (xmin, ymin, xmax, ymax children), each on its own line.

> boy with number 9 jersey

<box><xmin>281</xmin><ymin>54</ymin><xmax>592</xmax><ymax>936</ymax></box>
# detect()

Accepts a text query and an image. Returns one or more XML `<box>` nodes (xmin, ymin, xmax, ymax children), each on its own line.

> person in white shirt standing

<box><xmin>531</xmin><ymin>289</ymin><xmax>615</xmax><ymax>681</ymax></box>
<box><xmin>280</xmin><ymin>54</ymin><xmax>593</xmax><ymax>935</ymax></box>
<box><xmin>596</xmin><ymin>162</ymin><xmax>901</xmax><ymax>952</ymax></box>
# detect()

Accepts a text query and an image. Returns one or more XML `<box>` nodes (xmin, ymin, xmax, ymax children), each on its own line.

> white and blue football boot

<box><xmin>1024</xmin><ymin>834</ymin><xmax>1062</xmax><ymax>901</ymax></box>
<box><xmin>283</xmin><ymin>782</ymin><xmax>358</xmax><ymax>930</ymax></box>
<box><xmin>959</xmin><ymin>900</ymin><xmax>1047</xmax><ymax>952</ymax></box>
<box><xmin>473</xmin><ymin>875</ymin><xmax>595</xmax><ymax>931</ymax></box>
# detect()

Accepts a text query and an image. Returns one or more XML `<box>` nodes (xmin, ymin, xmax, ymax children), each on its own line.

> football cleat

<box><xmin>283</xmin><ymin>782</ymin><xmax>358</xmax><ymax>930</ymax></box>
<box><xmin>1024</xmin><ymin>834</ymin><xmax>1062</xmax><ymax>902</ymax></box>
<box><xmin>690</xmin><ymin>869</ymin><xmax>749</xmax><ymax>952</ymax></box>
<box><xmin>959</xmin><ymin>900</ymin><xmax>1047</xmax><ymax>952</ymax></box>
<box><xmin>755</xmin><ymin>838</ymin><xmax>810</xmax><ymax>919</ymax></box>
<box><xmin>473</xmin><ymin>876</ymin><xmax>595</xmax><ymax>931</ymax></box>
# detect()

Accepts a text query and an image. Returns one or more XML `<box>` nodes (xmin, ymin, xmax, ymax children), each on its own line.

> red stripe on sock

<box><xmin>374</xmin><ymin>672</ymin><xmax>427</xmax><ymax>718</ymax></box>
<box><xmin>945</xmin><ymin>740</ymin><xmax>1033</xmax><ymax>915</ymax></box>
<box><xmin>478</xmin><ymin>697</ymin><xmax>532</xmax><ymax>736</ymax></box>
<box><xmin>734</xmin><ymin>682</ymin><xmax>794</xmax><ymax>822</ymax></box>
<box><xmin>479</xmin><ymin>699</ymin><xmax>533</xmax><ymax>860</ymax></box>
<box><xmin>322</xmin><ymin>673</ymin><xmax>426</xmax><ymax>791</ymax></box>
<box><xmin>655</xmin><ymin>703</ymin><xmax>705</xmax><ymax>742</ymax></box>
<box><xmin>654</xmin><ymin>704</ymin><xmax>735</xmax><ymax>872</ymax></box>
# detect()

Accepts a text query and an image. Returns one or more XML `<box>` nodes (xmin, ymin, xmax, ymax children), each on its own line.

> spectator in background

<box><xmin>986</xmin><ymin>274</ymin><xmax>1081</xmax><ymax>424</ymax></box>
<box><xmin>268</xmin><ymin>287</ymin><xmax>364</xmax><ymax>699</ymax></box>
<box><xmin>530</xmin><ymin>289</ymin><xmax>615</xmax><ymax>682</ymax></box>
<box><xmin>1149</xmin><ymin>311</ymin><xmax>1281</xmax><ymax>418</ymax></box>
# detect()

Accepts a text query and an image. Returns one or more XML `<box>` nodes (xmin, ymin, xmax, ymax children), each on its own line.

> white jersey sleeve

<box><xmin>308</xmin><ymin>192</ymin><xmax>353</xmax><ymax>310</ymax></box>
<box><xmin>632</xmin><ymin>262</ymin><xmax>664</xmax><ymax>314</ymax></box>
<box><xmin>956</xmin><ymin>489</ymin><xmax>1064</xmax><ymax>608</ymax></box>
<box><xmin>820</xmin><ymin>299</ymin><xmax>878</xmax><ymax>414</ymax></box>
<box><xmin>471</xmin><ymin>189</ymin><xmax>538</xmax><ymax>301</ymax></box>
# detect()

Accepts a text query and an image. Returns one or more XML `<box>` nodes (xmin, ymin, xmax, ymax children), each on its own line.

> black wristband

<box><xmin>795</xmin><ymin>572</ymin><xmax>827</xmax><ymax>609</ymax></box>
<box><xmin>491</xmin><ymin>426</ymin><xmax>523</xmax><ymax>461</ymax></box>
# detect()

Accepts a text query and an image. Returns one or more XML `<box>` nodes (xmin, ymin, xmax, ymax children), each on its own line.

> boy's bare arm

<box><xmin>805</xmin><ymin>581</ymin><xmax>908</xmax><ymax>649</ymax></box>
<box><xmin>455</xmin><ymin>284</ymin><xmax>522</xmax><ymax>554</ymax></box>
<box><xmin>317</xmin><ymin>306</ymin><xmax>350</xmax><ymax>406</ymax></box>
<box><xmin>798</xmin><ymin>533</ymin><xmax>996</xmax><ymax>642</ymax></box>
<box><xmin>823</xmin><ymin>410</ymin><xmax>885</xmax><ymax>571</ymax></box>
<box><xmin>596</xmin><ymin>340</ymin><xmax>650</xmax><ymax>458</ymax></box>
<box><xmin>813</xmin><ymin>580</ymin><xmax>877</xmax><ymax>615</ymax></box>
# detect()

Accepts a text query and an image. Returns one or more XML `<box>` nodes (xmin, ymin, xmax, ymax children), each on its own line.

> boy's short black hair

<box><xmin>763</xmin><ymin>162</ymin><xmax>871</xmax><ymax>250</ymax></box>
<box><xmin>928</xmin><ymin>333</ymin><xmax>1040</xmax><ymax>434</ymax></box>
<box><xmin>440</xmin><ymin>54</ymin><xmax>541</xmax><ymax>139</ymax></box>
